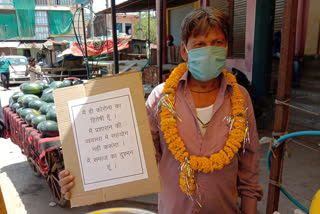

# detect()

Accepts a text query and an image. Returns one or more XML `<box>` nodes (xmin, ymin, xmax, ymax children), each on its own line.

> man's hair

<box><xmin>181</xmin><ymin>7</ymin><xmax>229</xmax><ymax>45</ymax></box>
<box><xmin>28</xmin><ymin>57</ymin><xmax>35</xmax><ymax>63</ymax></box>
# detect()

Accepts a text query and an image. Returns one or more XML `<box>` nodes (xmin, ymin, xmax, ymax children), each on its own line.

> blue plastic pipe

<box><xmin>267</xmin><ymin>131</ymin><xmax>320</xmax><ymax>213</ymax></box>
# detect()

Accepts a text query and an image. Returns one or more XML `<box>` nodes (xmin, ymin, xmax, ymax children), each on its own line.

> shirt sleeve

<box><xmin>237</xmin><ymin>86</ymin><xmax>263</xmax><ymax>213</ymax></box>
<box><xmin>145</xmin><ymin>84</ymin><xmax>164</xmax><ymax>161</ymax></box>
<box><xmin>35</xmin><ymin>65</ymin><xmax>42</xmax><ymax>74</ymax></box>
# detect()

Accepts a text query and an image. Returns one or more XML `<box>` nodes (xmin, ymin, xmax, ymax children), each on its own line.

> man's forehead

<box><xmin>189</xmin><ymin>28</ymin><xmax>225</xmax><ymax>41</ymax></box>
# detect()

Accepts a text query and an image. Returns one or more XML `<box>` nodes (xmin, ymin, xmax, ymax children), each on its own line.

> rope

<box><xmin>275</xmin><ymin>99</ymin><xmax>320</xmax><ymax>117</ymax></box>
<box><xmin>291</xmin><ymin>139</ymin><xmax>320</xmax><ymax>153</ymax></box>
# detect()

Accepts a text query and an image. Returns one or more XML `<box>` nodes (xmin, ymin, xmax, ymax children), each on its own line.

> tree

<box><xmin>133</xmin><ymin>12</ymin><xmax>157</xmax><ymax>44</ymax></box>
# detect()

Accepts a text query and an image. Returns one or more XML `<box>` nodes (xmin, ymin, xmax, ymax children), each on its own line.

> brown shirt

<box><xmin>145</xmin><ymin>70</ymin><xmax>263</xmax><ymax>214</ymax></box>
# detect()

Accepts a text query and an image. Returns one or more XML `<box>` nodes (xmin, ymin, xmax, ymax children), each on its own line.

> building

<box><xmin>0</xmin><ymin>0</ymin><xmax>84</xmax><ymax>64</ymax></box>
<box><xmin>0</xmin><ymin>0</ymin><xmax>83</xmax><ymax>42</ymax></box>
<box><xmin>93</xmin><ymin>13</ymin><xmax>139</xmax><ymax>38</ymax></box>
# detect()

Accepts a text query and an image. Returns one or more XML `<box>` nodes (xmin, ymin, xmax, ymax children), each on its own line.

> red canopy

<box><xmin>69</xmin><ymin>35</ymin><xmax>131</xmax><ymax>57</ymax></box>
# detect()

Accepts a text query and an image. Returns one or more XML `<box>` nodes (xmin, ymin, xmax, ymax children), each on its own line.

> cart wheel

<box><xmin>45</xmin><ymin>150</ymin><xmax>67</xmax><ymax>207</ymax></box>
<box><xmin>28</xmin><ymin>158</ymin><xmax>41</xmax><ymax>177</ymax></box>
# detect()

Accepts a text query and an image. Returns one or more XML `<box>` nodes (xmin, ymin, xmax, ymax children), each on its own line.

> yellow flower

<box><xmin>160</xmin><ymin>63</ymin><xmax>247</xmax><ymax>196</ymax></box>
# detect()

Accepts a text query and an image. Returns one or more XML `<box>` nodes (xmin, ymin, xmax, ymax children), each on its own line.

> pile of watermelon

<box><xmin>9</xmin><ymin>79</ymin><xmax>82</xmax><ymax>137</ymax></box>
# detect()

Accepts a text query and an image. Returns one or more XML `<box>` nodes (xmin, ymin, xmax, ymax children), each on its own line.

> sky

<box><xmin>92</xmin><ymin>0</ymin><xmax>128</xmax><ymax>12</ymax></box>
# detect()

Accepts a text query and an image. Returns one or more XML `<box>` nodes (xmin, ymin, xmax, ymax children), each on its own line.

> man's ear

<box><xmin>226</xmin><ymin>42</ymin><xmax>229</xmax><ymax>57</ymax></box>
<box><xmin>181</xmin><ymin>43</ymin><xmax>188</xmax><ymax>62</ymax></box>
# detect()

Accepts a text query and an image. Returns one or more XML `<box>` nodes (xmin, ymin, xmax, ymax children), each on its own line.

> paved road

<box><xmin>1</xmin><ymin>85</ymin><xmax>319</xmax><ymax>214</ymax></box>
<box><xmin>0</xmin><ymin>86</ymin><xmax>158</xmax><ymax>214</ymax></box>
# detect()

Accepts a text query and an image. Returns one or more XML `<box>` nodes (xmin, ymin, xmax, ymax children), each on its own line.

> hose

<box><xmin>267</xmin><ymin>131</ymin><xmax>320</xmax><ymax>213</ymax></box>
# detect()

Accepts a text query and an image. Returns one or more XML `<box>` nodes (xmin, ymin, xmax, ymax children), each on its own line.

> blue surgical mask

<box><xmin>185</xmin><ymin>46</ymin><xmax>227</xmax><ymax>82</ymax></box>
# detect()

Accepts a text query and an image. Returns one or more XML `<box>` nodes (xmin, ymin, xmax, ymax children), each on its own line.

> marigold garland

<box><xmin>160</xmin><ymin>63</ymin><xmax>247</xmax><ymax>196</ymax></box>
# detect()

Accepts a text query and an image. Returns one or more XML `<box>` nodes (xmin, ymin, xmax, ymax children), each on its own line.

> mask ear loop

<box><xmin>183</xmin><ymin>43</ymin><xmax>189</xmax><ymax>54</ymax></box>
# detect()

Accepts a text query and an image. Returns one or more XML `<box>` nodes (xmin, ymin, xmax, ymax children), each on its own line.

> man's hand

<box><xmin>58</xmin><ymin>170</ymin><xmax>75</xmax><ymax>200</ymax></box>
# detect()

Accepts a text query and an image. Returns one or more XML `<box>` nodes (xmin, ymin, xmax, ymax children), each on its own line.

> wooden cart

<box><xmin>3</xmin><ymin>106</ymin><xmax>67</xmax><ymax>207</ymax></box>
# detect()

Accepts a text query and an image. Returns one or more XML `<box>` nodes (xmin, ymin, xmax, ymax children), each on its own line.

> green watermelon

<box><xmin>16</xmin><ymin>107</ymin><xmax>25</xmax><ymax>117</ymax></box>
<box><xmin>41</xmin><ymin>92</ymin><xmax>54</xmax><ymax>103</ymax></box>
<box><xmin>20</xmin><ymin>108</ymin><xmax>35</xmax><ymax>120</ymax></box>
<box><xmin>49</xmin><ymin>81</ymin><xmax>64</xmax><ymax>89</ymax></box>
<box><xmin>46</xmin><ymin>108</ymin><xmax>57</xmax><ymax>121</ymax></box>
<box><xmin>37</xmin><ymin>120</ymin><xmax>59</xmax><ymax>137</ymax></box>
<box><xmin>42</xmin><ymin>88</ymin><xmax>54</xmax><ymax>95</ymax></box>
<box><xmin>25</xmin><ymin>111</ymin><xmax>40</xmax><ymax>125</ymax></box>
<box><xmin>12</xmin><ymin>91</ymin><xmax>24</xmax><ymax>102</ymax></box>
<box><xmin>36</xmin><ymin>81</ymin><xmax>49</xmax><ymax>89</ymax></box>
<box><xmin>62</xmin><ymin>80</ymin><xmax>72</xmax><ymax>87</ymax></box>
<box><xmin>11</xmin><ymin>103</ymin><xmax>22</xmax><ymax>112</ymax></box>
<box><xmin>9</xmin><ymin>101</ymin><xmax>15</xmax><ymax>109</ymax></box>
<box><xmin>28</xmin><ymin>99</ymin><xmax>45</xmax><ymax>110</ymax></box>
<box><xmin>9</xmin><ymin>96</ymin><xmax>14</xmax><ymax>105</ymax></box>
<box><xmin>22</xmin><ymin>96</ymin><xmax>39</xmax><ymax>108</ymax></box>
<box><xmin>31</xmin><ymin>115</ymin><xmax>46</xmax><ymax>129</ymax></box>
<box><xmin>39</xmin><ymin>103</ymin><xmax>55</xmax><ymax>115</ymax></box>
<box><xmin>17</xmin><ymin>94</ymin><xmax>39</xmax><ymax>105</ymax></box>
<box><xmin>73</xmin><ymin>80</ymin><xmax>83</xmax><ymax>85</ymax></box>
<box><xmin>20</xmin><ymin>82</ymin><xmax>43</xmax><ymax>95</ymax></box>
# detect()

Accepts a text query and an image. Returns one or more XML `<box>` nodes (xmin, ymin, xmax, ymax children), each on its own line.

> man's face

<box><xmin>181</xmin><ymin>27</ymin><xmax>228</xmax><ymax>61</ymax></box>
<box><xmin>29</xmin><ymin>61</ymin><xmax>35</xmax><ymax>66</ymax></box>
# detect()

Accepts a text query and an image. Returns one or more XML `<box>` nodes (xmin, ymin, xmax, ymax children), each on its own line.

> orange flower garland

<box><xmin>160</xmin><ymin>63</ymin><xmax>247</xmax><ymax>196</ymax></box>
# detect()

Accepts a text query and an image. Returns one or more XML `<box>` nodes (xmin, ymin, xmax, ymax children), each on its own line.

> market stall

<box><xmin>2</xmin><ymin>80</ymin><xmax>77</xmax><ymax>207</ymax></box>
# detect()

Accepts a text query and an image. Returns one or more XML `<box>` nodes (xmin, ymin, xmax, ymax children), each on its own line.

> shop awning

<box><xmin>0</xmin><ymin>42</ymin><xmax>20</xmax><ymax>48</ymax></box>
<box><xmin>99</xmin><ymin>0</ymin><xmax>197</xmax><ymax>14</ymax></box>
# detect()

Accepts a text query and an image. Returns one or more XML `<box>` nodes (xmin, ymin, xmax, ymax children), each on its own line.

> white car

<box><xmin>6</xmin><ymin>56</ymin><xmax>30</xmax><ymax>83</ymax></box>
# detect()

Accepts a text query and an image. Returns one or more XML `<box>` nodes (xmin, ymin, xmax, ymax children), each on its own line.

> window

<box><xmin>49</xmin><ymin>0</ymin><xmax>71</xmax><ymax>5</ymax></box>
<box><xmin>125</xmin><ymin>23</ymin><xmax>132</xmax><ymax>35</ymax></box>
<box><xmin>35</xmin><ymin>11</ymin><xmax>49</xmax><ymax>40</ymax></box>
<box><xmin>35</xmin><ymin>0</ymin><xmax>47</xmax><ymax>5</ymax></box>
<box><xmin>116</xmin><ymin>23</ymin><xmax>123</xmax><ymax>33</ymax></box>
<box><xmin>209</xmin><ymin>0</ymin><xmax>247</xmax><ymax>58</ymax></box>
<box><xmin>0</xmin><ymin>0</ymin><xmax>13</xmax><ymax>4</ymax></box>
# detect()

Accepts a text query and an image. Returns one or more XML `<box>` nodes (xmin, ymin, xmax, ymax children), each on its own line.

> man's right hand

<box><xmin>58</xmin><ymin>170</ymin><xmax>75</xmax><ymax>200</ymax></box>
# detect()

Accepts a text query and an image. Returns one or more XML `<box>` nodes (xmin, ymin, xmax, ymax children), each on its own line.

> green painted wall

<box><xmin>252</xmin><ymin>0</ymin><xmax>276</xmax><ymax>96</ymax></box>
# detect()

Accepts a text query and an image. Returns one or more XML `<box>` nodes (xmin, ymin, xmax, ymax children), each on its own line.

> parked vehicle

<box><xmin>6</xmin><ymin>56</ymin><xmax>29</xmax><ymax>83</ymax></box>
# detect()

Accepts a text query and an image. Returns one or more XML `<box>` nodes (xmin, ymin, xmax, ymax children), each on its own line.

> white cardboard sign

<box><xmin>68</xmin><ymin>88</ymin><xmax>148</xmax><ymax>192</ymax></box>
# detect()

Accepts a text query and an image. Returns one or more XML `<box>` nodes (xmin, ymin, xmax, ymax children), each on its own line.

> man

<box><xmin>58</xmin><ymin>8</ymin><xmax>262</xmax><ymax>214</ymax></box>
<box><xmin>0</xmin><ymin>53</ymin><xmax>16</xmax><ymax>90</ymax></box>
<box><xmin>25</xmin><ymin>57</ymin><xmax>42</xmax><ymax>82</ymax></box>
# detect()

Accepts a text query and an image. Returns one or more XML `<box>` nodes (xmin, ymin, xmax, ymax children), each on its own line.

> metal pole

<box><xmin>90</xmin><ymin>1</ymin><xmax>94</xmax><ymax>38</ymax></box>
<box><xmin>81</xmin><ymin>4</ymin><xmax>90</xmax><ymax>79</ymax></box>
<box><xmin>266</xmin><ymin>0</ymin><xmax>299</xmax><ymax>213</ymax></box>
<box><xmin>159</xmin><ymin>0</ymin><xmax>163</xmax><ymax>83</ymax></box>
<box><xmin>106</xmin><ymin>0</ymin><xmax>109</xmax><ymax>37</ymax></box>
<box><xmin>148</xmin><ymin>0</ymin><xmax>150</xmax><ymax>49</ymax></box>
<box><xmin>139</xmin><ymin>11</ymin><xmax>142</xmax><ymax>40</ymax></box>
<box><xmin>111</xmin><ymin>0</ymin><xmax>119</xmax><ymax>74</ymax></box>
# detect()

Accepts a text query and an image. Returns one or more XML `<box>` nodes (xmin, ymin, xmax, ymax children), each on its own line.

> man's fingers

<box><xmin>61</xmin><ymin>181</ymin><xmax>74</xmax><ymax>195</ymax></box>
<box><xmin>58</xmin><ymin>170</ymin><xmax>69</xmax><ymax>180</ymax></box>
<box><xmin>58</xmin><ymin>175</ymin><xmax>74</xmax><ymax>188</ymax></box>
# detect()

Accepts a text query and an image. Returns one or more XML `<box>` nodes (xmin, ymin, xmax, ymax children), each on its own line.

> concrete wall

<box><xmin>0</xmin><ymin>48</ymin><xmax>17</xmax><ymax>55</ymax></box>
<box><xmin>168</xmin><ymin>3</ymin><xmax>195</xmax><ymax>46</ymax></box>
<box><xmin>106</xmin><ymin>14</ymin><xmax>139</xmax><ymax>37</ymax></box>
<box><xmin>304</xmin><ymin>0</ymin><xmax>320</xmax><ymax>55</ymax></box>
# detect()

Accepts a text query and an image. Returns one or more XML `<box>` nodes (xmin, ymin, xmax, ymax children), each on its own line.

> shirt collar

<box><xmin>178</xmin><ymin>69</ymin><xmax>233</xmax><ymax>93</ymax></box>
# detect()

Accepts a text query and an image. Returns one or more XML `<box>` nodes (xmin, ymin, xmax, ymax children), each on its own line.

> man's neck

<box><xmin>187</xmin><ymin>74</ymin><xmax>220</xmax><ymax>92</ymax></box>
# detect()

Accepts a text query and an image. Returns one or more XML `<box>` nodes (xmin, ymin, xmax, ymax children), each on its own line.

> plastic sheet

<box><xmin>48</xmin><ymin>11</ymin><xmax>72</xmax><ymax>35</ymax></box>
<box><xmin>14</xmin><ymin>0</ymin><xmax>36</xmax><ymax>37</ymax></box>
<box><xmin>0</xmin><ymin>14</ymin><xmax>19</xmax><ymax>40</ymax></box>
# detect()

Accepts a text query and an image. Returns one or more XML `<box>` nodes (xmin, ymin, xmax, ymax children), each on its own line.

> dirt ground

<box><xmin>1</xmin><ymin>85</ymin><xmax>319</xmax><ymax>214</ymax></box>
